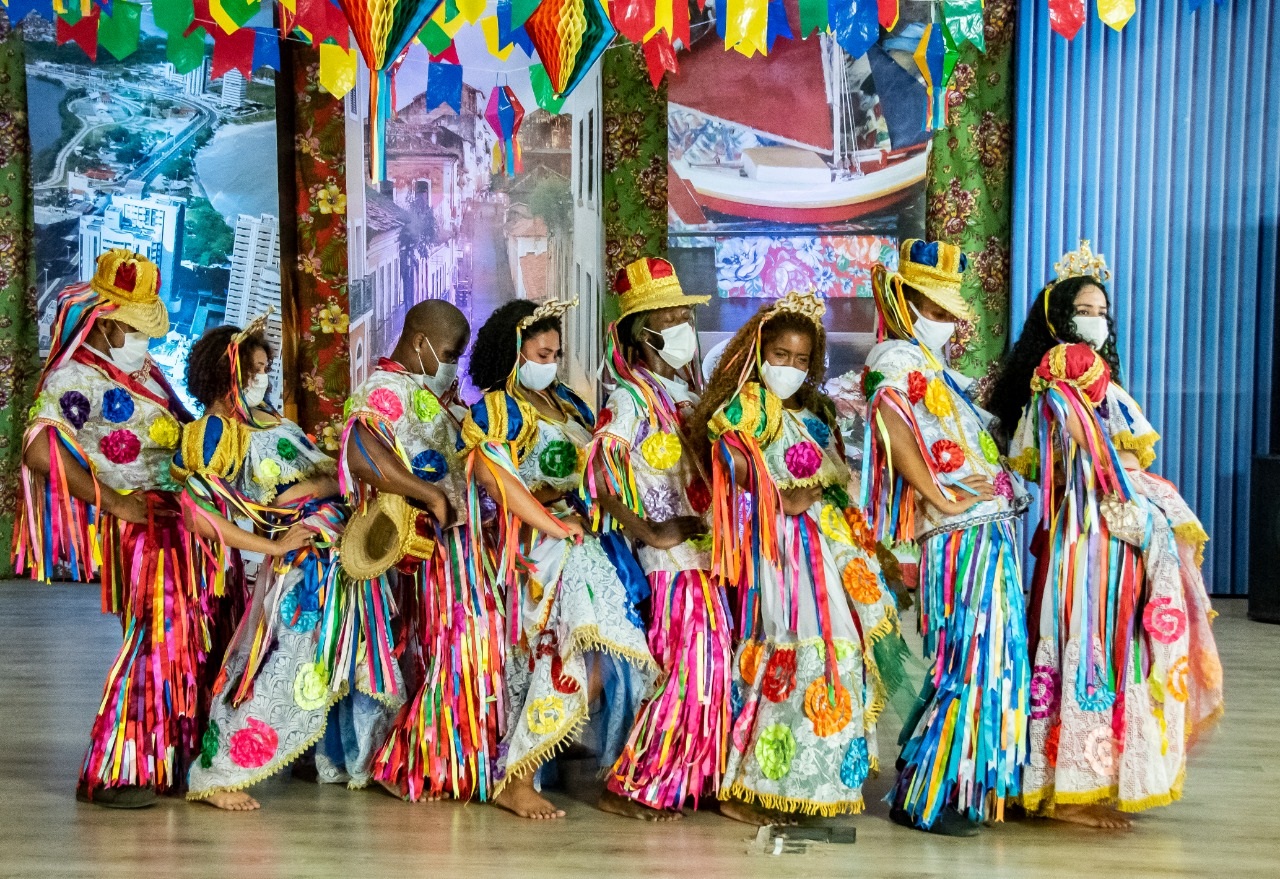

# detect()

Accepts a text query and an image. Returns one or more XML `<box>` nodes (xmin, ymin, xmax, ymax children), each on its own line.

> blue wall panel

<box><xmin>1012</xmin><ymin>0</ymin><xmax>1280</xmax><ymax>595</ymax></box>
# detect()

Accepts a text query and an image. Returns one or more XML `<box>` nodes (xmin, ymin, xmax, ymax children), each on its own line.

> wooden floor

<box><xmin>0</xmin><ymin>581</ymin><xmax>1275</xmax><ymax>879</ymax></box>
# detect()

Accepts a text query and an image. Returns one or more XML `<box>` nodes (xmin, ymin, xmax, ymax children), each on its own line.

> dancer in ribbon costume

<box><xmin>861</xmin><ymin>239</ymin><xmax>1031</xmax><ymax>836</ymax></box>
<box><xmin>990</xmin><ymin>242</ymin><xmax>1223</xmax><ymax>829</ymax></box>
<box><xmin>689</xmin><ymin>291</ymin><xmax>912</xmax><ymax>819</ymax></box>
<box><xmin>14</xmin><ymin>250</ymin><xmax>226</xmax><ymax>808</ymax></box>
<box><xmin>343</xmin><ymin>301</ymin><xmax>503</xmax><ymax>803</ymax></box>
<box><xmin>463</xmin><ymin>298</ymin><xmax>658</xmax><ymax>820</ymax></box>
<box><xmin>174</xmin><ymin>321</ymin><xmax>352</xmax><ymax>808</ymax></box>
<box><xmin>587</xmin><ymin>258</ymin><xmax>729</xmax><ymax>822</ymax></box>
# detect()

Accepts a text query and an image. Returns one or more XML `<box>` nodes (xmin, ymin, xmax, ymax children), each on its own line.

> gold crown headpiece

<box><xmin>769</xmin><ymin>290</ymin><xmax>826</xmax><ymax>326</ymax></box>
<box><xmin>234</xmin><ymin>306</ymin><xmax>275</xmax><ymax>344</ymax></box>
<box><xmin>1054</xmin><ymin>239</ymin><xmax>1112</xmax><ymax>283</ymax></box>
<box><xmin>518</xmin><ymin>296</ymin><xmax>579</xmax><ymax>332</ymax></box>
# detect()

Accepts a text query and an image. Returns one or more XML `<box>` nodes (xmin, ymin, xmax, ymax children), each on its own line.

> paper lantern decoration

<box><xmin>336</xmin><ymin>0</ymin><xmax>445</xmax><ymax>181</ymax></box>
<box><xmin>525</xmin><ymin>0</ymin><xmax>616</xmax><ymax>98</ymax></box>
<box><xmin>485</xmin><ymin>85</ymin><xmax>524</xmax><ymax>176</ymax></box>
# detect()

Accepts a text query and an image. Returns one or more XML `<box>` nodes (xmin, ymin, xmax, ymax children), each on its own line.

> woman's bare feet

<box><xmin>493</xmin><ymin>772</ymin><xmax>566</xmax><ymax>820</ymax></box>
<box><xmin>597</xmin><ymin>790</ymin><xmax>682</xmax><ymax>822</ymax></box>
<box><xmin>718</xmin><ymin>799</ymin><xmax>797</xmax><ymax>826</ymax></box>
<box><xmin>1051</xmin><ymin>804</ymin><xmax>1133</xmax><ymax>830</ymax></box>
<box><xmin>202</xmin><ymin>791</ymin><xmax>261</xmax><ymax>811</ymax></box>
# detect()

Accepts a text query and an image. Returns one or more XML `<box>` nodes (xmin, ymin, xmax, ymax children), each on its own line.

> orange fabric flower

<box><xmin>842</xmin><ymin>557</ymin><xmax>882</xmax><ymax>604</ymax></box>
<box><xmin>738</xmin><ymin>640</ymin><xmax>765</xmax><ymax>686</ymax></box>
<box><xmin>804</xmin><ymin>677</ymin><xmax>852</xmax><ymax>737</ymax></box>
<box><xmin>844</xmin><ymin>507</ymin><xmax>877</xmax><ymax>552</ymax></box>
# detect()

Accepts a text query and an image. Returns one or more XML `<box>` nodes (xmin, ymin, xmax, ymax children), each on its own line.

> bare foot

<box><xmin>597</xmin><ymin>789</ymin><xmax>682</xmax><ymax>822</ymax></box>
<box><xmin>202</xmin><ymin>791</ymin><xmax>261</xmax><ymax>811</ymax></box>
<box><xmin>719</xmin><ymin>799</ymin><xmax>797</xmax><ymax>826</ymax></box>
<box><xmin>493</xmin><ymin>773</ymin><xmax>565</xmax><ymax>820</ymax></box>
<box><xmin>1052</xmin><ymin>804</ymin><xmax>1133</xmax><ymax>830</ymax></box>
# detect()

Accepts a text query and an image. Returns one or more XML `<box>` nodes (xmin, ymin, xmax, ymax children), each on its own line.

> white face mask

<box><xmin>645</xmin><ymin>322</ymin><xmax>697</xmax><ymax>371</ymax></box>
<box><xmin>910</xmin><ymin>303</ymin><xmax>956</xmax><ymax>358</ymax></box>
<box><xmin>1073</xmin><ymin>315</ymin><xmax>1110</xmax><ymax>350</ymax></box>
<box><xmin>418</xmin><ymin>337</ymin><xmax>458</xmax><ymax>398</ymax></box>
<box><xmin>110</xmin><ymin>331</ymin><xmax>150</xmax><ymax>374</ymax></box>
<box><xmin>760</xmin><ymin>361</ymin><xmax>807</xmax><ymax>400</ymax></box>
<box><xmin>518</xmin><ymin>356</ymin><xmax>559</xmax><ymax>392</ymax></box>
<box><xmin>242</xmin><ymin>372</ymin><xmax>269</xmax><ymax>408</ymax></box>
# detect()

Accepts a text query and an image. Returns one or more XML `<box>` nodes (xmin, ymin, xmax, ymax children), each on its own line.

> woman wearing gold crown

<box><xmin>176</xmin><ymin>319</ymin><xmax>396</xmax><ymax>809</ymax></box>
<box><xmin>585</xmin><ymin>258</ymin><xmax>730</xmax><ymax>821</ymax></box>
<box><xmin>689</xmin><ymin>291</ymin><xmax>912</xmax><ymax>820</ymax></box>
<box><xmin>991</xmin><ymin>242</ymin><xmax>1224</xmax><ymax>829</ymax></box>
<box><xmin>14</xmin><ymin>250</ymin><xmax>233</xmax><ymax>808</ymax></box>
<box><xmin>462</xmin><ymin>297</ymin><xmax>658</xmax><ymax>820</ymax></box>
<box><xmin>860</xmin><ymin>239</ymin><xmax>1031</xmax><ymax>836</ymax></box>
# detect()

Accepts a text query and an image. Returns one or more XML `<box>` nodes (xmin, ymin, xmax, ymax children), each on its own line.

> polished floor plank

<box><xmin>0</xmin><ymin>581</ymin><xmax>1273</xmax><ymax>879</ymax></box>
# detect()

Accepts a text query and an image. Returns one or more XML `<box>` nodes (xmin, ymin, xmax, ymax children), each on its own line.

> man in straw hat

<box><xmin>14</xmin><ymin>249</ymin><xmax>227</xmax><ymax>809</ymax></box>
<box><xmin>585</xmin><ymin>257</ymin><xmax>729</xmax><ymax>822</ymax></box>
<box><xmin>339</xmin><ymin>299</ymin><xmax>504</xmax><ymax>804</ymax></box>
<box><xmin>860</xmin><ymin>239</ymin><xmax>1031</xmax><ymax>835</ymax></box>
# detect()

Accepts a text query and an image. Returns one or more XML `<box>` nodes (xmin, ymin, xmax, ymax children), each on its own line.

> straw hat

<box><xmin>90</xmin><ymin>249</ymin><xmax>169</xmax><ymax>338</ymax></box>
<box><xmin>884</xmin><ymin>239</ymin><xmax>973</xmax><ymax>322</ymax></box>
<box><xmin>612</xmin><ymin>257</ymin><xmax>709</xmax><ymax>321</ymax></box>
<box><xmin>339</xmin><ymin>493</ymin><xmax>436</xmax><ymax>582</ymax></box>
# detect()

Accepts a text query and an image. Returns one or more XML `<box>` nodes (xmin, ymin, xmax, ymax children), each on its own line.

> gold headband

<box><xmin>234</xmin><ymin>307</ymin><xmax>274</xmax><ymax>343</ymax></box>
<box><xmin>1054</xmin><ymin>239</ymin><xmax>1111</xmax><ymax>283</ymax></box>
<box><xmin>518</xmin><ymin>296</ymin><xmax>578</xmax><ymax>332</ymax></box>
<box><xmin>769</xmin><ymin>290</ymin><xmax>826</xmax><ymax>327</ymax></box>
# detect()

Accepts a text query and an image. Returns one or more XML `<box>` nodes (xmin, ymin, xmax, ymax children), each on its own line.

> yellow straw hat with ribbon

<box><xmin>339</xmin><ymin>493</ymin><xmax>436</xmax><ymax>582</ymax></box>
<box><xmin>90</xmin><ymin>249</ymin><xmax>169</xmax><ymax>338</ymax></box>
<box><xmin>612</xmin><ymin>257</ymin><xmax>710</xmax><ymax>320</ymax></box>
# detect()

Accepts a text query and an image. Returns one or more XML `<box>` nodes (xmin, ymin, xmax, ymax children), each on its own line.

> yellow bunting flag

<box><xmin>431</xmin><ymin>2</ymin><xmax>467</xmax><ymax>38</ymax></box>
<box><xmin>1098</xmin><ymin>0</ymin><xmax>1136</xmax><ymax>31</ymax></box>
<box><xmin>456</xmin><ymin>0</ymin><xmax>487</xmax><ymax>24</ymax></box>
<box><xmin>649</xmin><ymin>0</ymin><xmax>673</xmax><ymax>40</ymax></box>
<box><xmin>319</xmin><ymin>43</ymin><xmax>358</xmax><ymax>98</ymax></box>
<box><xmin>726</xmin><ymin>0</ymin><xmax>768</xmax><ymax>57</ymax></box>
<box><xmin>481</xmin><ymin>15</ymin><xmax>516</xmax><ymax>61</ymax></box>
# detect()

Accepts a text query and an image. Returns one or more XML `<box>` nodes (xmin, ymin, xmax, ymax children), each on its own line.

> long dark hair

<box><xmin>187</xmin><ymin>325</ymin><xmax>272</xmax><ymax>410</ymax></box>
<box><xmin>689</xmin><ymin>308</ymin><xmax>836</xmax><ymax>466</ymax></box>
<box><xmin>468</xmin><ymin>299</ymin><xmax>563</xmax><ymax>393</ymax></box>
<box><xmin>987</xmin><ymin>276</ymin><xmax>1123</xmax><ymax>435</ymax></box>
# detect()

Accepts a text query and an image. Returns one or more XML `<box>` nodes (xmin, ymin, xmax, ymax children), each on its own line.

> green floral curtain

<box><xmin>0</xmin><ymin>19</ymin><xmax>40</xmax><ymax>578</ymax></box>
<box><xmin>925</xmin><ymin>0</ymin><xmax>1016</xmax><ymax>392</ymax></box>
<box><xmin>602</xmin><ymin>42</ymin><xmax>668</xmax><ymax>323</ymax></box>
<box><xmin>286</xmin><ymin>47</ymin><xmax>349</xmax><ymax>453</ymax></box>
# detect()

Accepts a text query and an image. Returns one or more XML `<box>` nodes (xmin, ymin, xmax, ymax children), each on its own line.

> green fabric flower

<box><xmin>980</xmin><ymin>431</ymin><xmax>1000</xmax><ymax>464</ymax></box>
<box><xmin>538</xmin><ymin>440</ymin><xmax>579</xmax><ymax>479</ymax></box>
<box><xmin>276</xmin><ymin>437</ymin><xmax>298</xmax><ymax>462</ymax></box>
<box><xmin>199</xmin><ymin>720</ymin><xmax>220</xmax><ymax>769</ymax></box>
<box><xmin>754</xmin><ymin>723</ymin><xmax>797</xmax><ymax>780</ymax></box>
<box><xmin>863</xmin><ymin>370</ymin><xmax>885</xmax><ymax>397</ymax></box>
<box><xmin>823</xmin><ymin>483</ymin><xmax>850</xmax><ymax>510</ymax></box>
<box><xmin>343</xmin><ymin>397</ymin><xmax>355</xmax><ymax>419</ymax></box>
<box><xmin>413</xmin><ymin>389</ymin><xmax>442</xmax><ymax>422</ymax></box>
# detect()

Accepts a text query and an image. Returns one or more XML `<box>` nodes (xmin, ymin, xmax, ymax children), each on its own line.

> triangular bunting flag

<box><xmin>210</xmin><ymin>23</ymin><xmax>255</xmax><ymax>78</ymax></box>
<box><xmin>97</xmin><ymin>0</ymin><xmax>142</xmax><ymax>61</ymax></box>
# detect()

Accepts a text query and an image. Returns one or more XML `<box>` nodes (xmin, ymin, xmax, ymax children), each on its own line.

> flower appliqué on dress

<box><xmin>784</xmin><ymin>440</ymin><xmax>822</xmax><ymax>480</ymax></box>
<box><xmin>293</xmin><ymin>663</ymin><xmax>331</xmax><ymax>710</ymax></box>
<box><xmin>527</xmin><ymin>696</ymin><xmax>567</xmax><ymax>735</ymax></box>
<box><xmin>738</xmin><ymin>640</ymin><xmax>765</xmax><ymax>687</ymax></box>
<box><xmin>761</xmin><ymin>648</ymin><xmax>798</xmax><ymax>703</ymax></box>
<box><xmin>411</xmin><ymin>449</ymin><xmax>448</xmax><ymax>482</ymax></box>
<box><xmin>149</xmin><ymin>415</ymin><xmax>180</xmax><ymax>449</ymax></box>
<box><xmin>924</xmin><ymin>378</ymin><xmax>952</xmax><ymax>418</ymax></box>
<box><xmin>100</xmin><ymin>429</ymin><xmax>141</xmax><ymax>464</ymax></box>
<box><xmin>538</xmin><ymin>440</ymin><xmax>579</xmax><ymax>479</ymax></box>
<box><xmin>804</xmin><ymin>678</ymin><xmax>852</xmax><ymax>737</ymax></box>
<box><xmin>839</xmin><ymin>736</ymin><xmax>870</xmax><ymax>788</ymax></box>
<box><xmin>276</xmin><ymin>437</ymin><xmax>299</xmax><ymax>462</ymax></box>
<box><xmin>367</xmin><ymin>387</ymin><xmax>404</xmax><ymax>421</ymax></box>
<box><xmin>228</xmin><ymin>717</ymin><xmax>279</xmax><ymax>769</ymax></box>
<box><xmin>59</xmin><ymin>391</ymin><xmax>91</xmax><ymax>430</ymax></box>
<box><xmin>101</xmin><ymin>388</ymin><xmax>135</xmax><ymax>423</ymax></box>
<box><xmin>1030</xmin><ymin>665</ymin><xmax>1060</xmax><ymax>720</ymax></box>
<box><xmin>802</xmin><ymin>416</ymin><xmax>831</xmax><ymax>448</ymax></box>
<box><xmin>930</xmin><ymin>438</ymin><xmax>965</xmax><ymax>473</ymax></box>
<box><xmin>755</xmin><ymin>724</ymin><xmax>797</xmax><ymax>780</ymax></box>
<box><xmin>413</xmin><ymin>389</ymin><xmax>442</xmax><ymax>422</ymax></box>
<box><xmin>1142</xmin><ymin>596</ymin><xmax>1187</xmax><ymax>645</ymax></box>
<box><xmin>640</xmin><ymin>431</ymin><xmax>682</xmax><ymax>471</ymax></box>
<box><xmin>907</xmin><ymin>371</ymin><xmax>927</xmax><ymax>405</ymax></box>
<box><xmin>842</xmin><ymin>557</ymin><xmax>882</xmax><ymax>605</ymax></box>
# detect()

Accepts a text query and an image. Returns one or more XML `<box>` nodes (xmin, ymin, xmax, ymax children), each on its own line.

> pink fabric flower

<box><xmin>993</xmin><ymin>471</ymin><xmax>1014</xmax><ymax>501</ymax></box>
<box><xmin>784</xmin><ymin>441</ymin><xmax>822</xmax><ymax>479</ymax></box>
<box><xmin>1142</xmin><ymin>596</ymin><xmax>1187</xmax><ymax>644</ymax></box>
<box><xmin>99</xmin><ymin>429</ymin><xmax>141</xmax><ymax>465</ymax></box>
<box><xmin>1030</xmin><ymin>665</ymin><xmax>1059</xmax><ymax>720</ymax></box>
<box><xmin>228</xmin><ymin>717</ymin><xmax>278</xmax><ymax>769</ymax></box>
<box><xmin>367</xmin><ymin>387</ymin><xmax>404</xmax><ymax>421</ymax></box>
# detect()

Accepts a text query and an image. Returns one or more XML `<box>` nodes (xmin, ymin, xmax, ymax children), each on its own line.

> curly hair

<box><xmin>187</xmin><ymin>325</ymin><xmax>273</xmax><ymax>410</ymax></box>
<box><xmin>987</xmin><ymin>276</ymin><xmax>1123</xmax><ymax>438</ymax></box>
<box><xmin>468</xmin><ymin>299</ymin><xmax>563</xmax><ymax>392</ymax></box>
<box><xmin>689</xmin><ymin>307</ymin><xmax>837</xmax><ymax>466</ymax></box>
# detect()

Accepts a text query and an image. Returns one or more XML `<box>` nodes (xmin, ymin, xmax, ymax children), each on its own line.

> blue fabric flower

<box><xmin>803</xmin><ymin>416</ymin><xmax>831</xmax><ymax>448</ymax></box>
<box><xmin>411</xmin><ymin>449</ymin><xmax>448</xmax><ymax>482</ymax></box>
<box><xmin>59</xmin><ymin>391</ymin><xmax>91</xmax><ymax>429</ymax></box>
<box><xmin>101</xmin><ymin>388</ymin><xmax>135</xmax><ymax>424</ymax></box>
<box><xmin>279</xmin><ymin>583</ymin><xmax>321</xmax><ymax>632</ymax></box>
<box><xmin>840</xmin><ymin>737</ymin><xmax>870</xmax><ymax>789</ymax></box>
<box><xmin>731</xmin><ymin>680</ymin><xmax>745</xmax><ymax>721</ymax></box>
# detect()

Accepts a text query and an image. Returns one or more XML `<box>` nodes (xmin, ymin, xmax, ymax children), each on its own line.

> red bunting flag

<box><xmin>878</xmin><ymin>0</ymin><xmax>898</xmax><ymax>29</ymax></box>
<box><xmin>56</xmin><ymin>8</ymin><xmax>101</xmax><ymax>61</ymax></box>
<box><xmin>1048</xmin><ymin>0</ymin><xmax>1086</xmax><ymax>38</ymax></box>
<box><xmin>642</xmin><ymin>30</ymin><xmax>678</xmax><ymax>86</ymax></box>
<box><xmin>211</xmin><ymin>25</ymin><xmax>257</xmax><ymax>79</ymax></box>
<box><xmin>294</xmin><ymin>0</ymin><xmax>351</xmax><ymax>48</ymax></box>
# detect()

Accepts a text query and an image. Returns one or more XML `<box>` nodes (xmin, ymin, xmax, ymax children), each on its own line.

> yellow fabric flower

<box><xmin>293</xmin><ymin>663</ymin><xmax>330</xmax><ymax>710</ymax></box>
<box><xmin>527</xmin><ymin>695</ymin><xmax>566</xmax><ymax>735</ymax></box>
<box><xmin>924</xmin><ymin>378</ymin><xmax>953</xmax><ymax>418</ymax></box>
<box><xmin>255</xmin><ymin>458</ymin><xmax>282</xmax><ymax>485</ymax></box>
<box><xmin>148</xmin><ymin>415</ymin><xmax>180</xmax><ymax>449</ymax></box>
<box><xmin>640</xmin><ymin>431</ymin><xmax>682</xmax><ymax>471</ymax></box>
<box><xmin>819</xmin><ymin>503</ymin><xmax>854</xmax><ymax>545</ymax></box>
